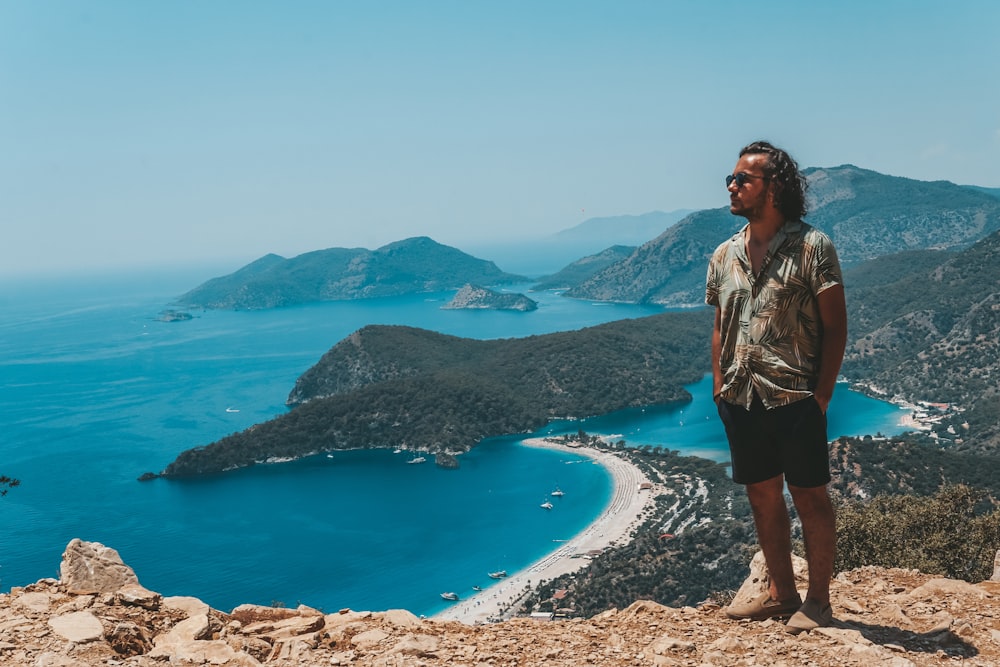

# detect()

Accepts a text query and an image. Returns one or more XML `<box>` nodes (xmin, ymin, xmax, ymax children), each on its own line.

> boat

<box><xmin>407</xmin><ymin>456</ymin><xmax>427</xmax><ymax>464</ymax></box>
<box><xmin>225</xmin><ymin>407</ymin><xmax>240</xmax><ymax>413</ymax></box>
<box><xmin>472</xmin><ymin>585</ymin><xmax>483</xmax><ymax>592</ymax></box>
<box><xmin>440</xmin><ymin>592</ymin><xmax>459</xmax><ymax>601</ymax></box>
<box><xmin>550</xmin><ymin>487</ymin><xmax>565</xmax><ymax>497</ymax></box>
<box><xmin>488</xmin><ymin>570</ymin><xmax>507</xmax><ymax>579</ymax></box>
<box><xmin>540</xmin><ymin>501</ymin><xmax>554</xmax><ymax>510</ymax></box>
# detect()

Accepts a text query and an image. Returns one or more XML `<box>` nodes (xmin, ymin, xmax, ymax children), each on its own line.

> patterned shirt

<box><xmin>705</xmin><ymin>220</ymin><xmax>843</xmax><ymax>410</ymax></box>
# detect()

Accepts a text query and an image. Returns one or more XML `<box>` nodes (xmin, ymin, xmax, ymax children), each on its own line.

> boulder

<box><xmin>59</xmin><ymin>539</ymin><xmax>139</xmax><ymax>594</ymax></box>
<box><xmin>729</xmin><ymin>550</ymin><xmax>809</xmax><ymax>608</ymax></box>
<box><xmin>47</xmin><ymin>611</ymin><xmax>104</xmax><ymax>644</ymax></box>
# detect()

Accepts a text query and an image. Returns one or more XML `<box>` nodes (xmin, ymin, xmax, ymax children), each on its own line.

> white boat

<box><xmin>407</xmin><ymin>456</ymin><xmax>427</xmax><ymax>464</ymax></box>
<box><xmin>440</xmin><ymin>592</ymin><xmax>459</xmax><ymax>601</ymax></box>
<box><xmin>540</xmin><ymin>501</ymin><xmax>554</xmax><ymax>510</ymax></box>
<box><xmin>550</xmin><ymin>487</ymin><xmax>565</xmax><ymax>497</ymax></box>
<box><xmin>488</xmin><ymin>570</ymin><xmax>507</xmax><ymax>579</ymax></box>
<box><xmin>225</xmin><ymin>407</ymin><xmax>240</xmax><ymax>413</ymax></box>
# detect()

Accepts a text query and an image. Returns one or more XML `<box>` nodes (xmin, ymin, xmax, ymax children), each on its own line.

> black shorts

<box><xmin>716</xmin><ymin>395</ymin><xmax>830</xmax><ymax>488</ymax></box>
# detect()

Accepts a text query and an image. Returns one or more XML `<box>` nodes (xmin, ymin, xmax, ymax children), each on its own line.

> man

<box><xmin>706</xmin><ymin>141</ymin><xmax>847</xmax><ymax>633</ymax></box>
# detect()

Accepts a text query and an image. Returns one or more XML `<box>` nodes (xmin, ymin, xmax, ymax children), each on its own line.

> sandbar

<box><xmin>431</xmin><ymin>437</ymin><xmax>656</xmax><ymax>624</ymax></box>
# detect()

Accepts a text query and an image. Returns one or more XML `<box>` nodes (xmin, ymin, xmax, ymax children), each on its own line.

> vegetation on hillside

<box><xmin>162</xmin><ymin>310</ymin><xmax>713</xmax><ymax>476</ymax></box>
<box><xmin>836</xmin><ymin>484</ymin><xmax>1000</xmax><ymax>582</ymax></box>
<box><xmin>842</xmin><ymin>230</ymin><xmax>1000</xmax><ymax>453</ymax></box>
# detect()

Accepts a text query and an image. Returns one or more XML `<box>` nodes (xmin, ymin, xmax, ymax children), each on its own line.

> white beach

<box><xmin>432</xmin><ymin>437</ymin><xmax>657</xmax><ymax>624</ymax></box>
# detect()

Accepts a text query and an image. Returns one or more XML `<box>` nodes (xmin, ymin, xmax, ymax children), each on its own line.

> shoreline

<box><xmin>431</xmin><ymin>437</ymin><xmax>657</xmax><ymax>625</ymax></box>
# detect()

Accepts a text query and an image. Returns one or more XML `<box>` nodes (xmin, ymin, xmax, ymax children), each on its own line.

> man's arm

<box><xmin>712</xmin><ymin>306</ymin><xmax>723</xmax><ymax>401</ymax></box>
<box><xmin>813</xmin><ymin>284</ymin><xmax>847</xmax><ymax>413</ymax></box>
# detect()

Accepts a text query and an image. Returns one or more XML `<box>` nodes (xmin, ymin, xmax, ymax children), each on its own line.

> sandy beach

<box><xmin>431</xmin><ymin>437</ymin><xmax>657</xmax><ymax>624</ymax></box>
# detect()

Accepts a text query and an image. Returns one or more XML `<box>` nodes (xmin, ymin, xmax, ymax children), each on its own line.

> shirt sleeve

<box><xmin>810</xmin><ymin>232</ymin><xmax>844</xmax><ymax>295</ymax></box>
<box><xmin>705</xmin><ymin>248</ymin><xmax>721</xmax><ymax>307</ymax></box>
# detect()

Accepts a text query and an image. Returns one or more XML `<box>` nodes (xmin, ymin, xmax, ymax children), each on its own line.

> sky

<box><xmin>2</xmin><ymin>1</ymin><xmax>999</xmax><ymax>278</ymax></box>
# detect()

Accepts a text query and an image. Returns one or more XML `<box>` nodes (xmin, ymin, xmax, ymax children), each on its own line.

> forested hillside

<box><xmin>842</xmin><ymin>229</ymin><xmax>1000</xmax><ymax>453</ymax></box>
<box><xmin>162</xmin><ymin>310</ymin><xmax>713</xmax><ymax>476</ymax></box>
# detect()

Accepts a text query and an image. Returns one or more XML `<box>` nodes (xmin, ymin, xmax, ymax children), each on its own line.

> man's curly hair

<box><xmin>740</xmin><ymin>141</ymin><xmax>809</xmax><ymax>220</ymax></box>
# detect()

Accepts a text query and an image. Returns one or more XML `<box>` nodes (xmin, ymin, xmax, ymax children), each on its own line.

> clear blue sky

<box><xmin>2</xmin><ymin>1</ymin><xmax>998</xmax><ymax>277</ymax></box>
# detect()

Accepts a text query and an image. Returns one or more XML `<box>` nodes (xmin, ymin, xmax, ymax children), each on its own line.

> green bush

<box><xmin>836</xmin><ymin>484</ymin><xmax>1000</xmax><ymax>582</ymax></box>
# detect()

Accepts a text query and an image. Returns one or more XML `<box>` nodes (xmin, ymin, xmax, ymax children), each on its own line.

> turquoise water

<box><xmin>0</xmin><ymin>270</ymin><xmax>908</xmax><ymax>616</ymax></box>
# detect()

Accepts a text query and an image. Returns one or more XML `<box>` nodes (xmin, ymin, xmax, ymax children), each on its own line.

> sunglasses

<box><xmin>725</xmin><ymin>172</ymin><xmax>768</xmax><ymax>188</ymax></box>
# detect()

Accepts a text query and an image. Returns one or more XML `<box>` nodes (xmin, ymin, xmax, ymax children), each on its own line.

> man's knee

<box><xmin>788</xmin><ymin>484</ymin><xmax>833</xmax><ymax>518</ymax></box>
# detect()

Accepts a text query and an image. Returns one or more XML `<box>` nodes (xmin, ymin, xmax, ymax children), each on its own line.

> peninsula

<box><xmin>159</xmin><ymin>310</ymin><xmax>712</xmax><ymax>477</ymax></box>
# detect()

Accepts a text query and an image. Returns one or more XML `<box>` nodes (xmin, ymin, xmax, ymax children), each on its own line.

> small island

<box><xmin>156</xmin><ymin>310</ymin><xmax>193</xmax><ymax>322</ymax></box>
<box><xmin>442</xmin><ymin>284</ymin><xmax>538</xmax><ymax>312</ymax></box>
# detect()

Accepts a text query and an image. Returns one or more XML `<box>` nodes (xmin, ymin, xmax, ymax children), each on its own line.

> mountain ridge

<box><xmin>175</xmin><ymin>237</ymin><xmax>528</xmax><ymax>310</ymax></box>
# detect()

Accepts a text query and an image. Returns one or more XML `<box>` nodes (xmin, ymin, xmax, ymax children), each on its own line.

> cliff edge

<box><xmin>2</xmin><ymin>539</ymin><xmax>999</xmax><ymax>666</ymax></box>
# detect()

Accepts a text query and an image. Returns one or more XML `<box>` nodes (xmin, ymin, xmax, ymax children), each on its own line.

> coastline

<box><xmin>431</xmin><ymin>437</ymin><xmax>657</xmax><ymax>625</ymax></box>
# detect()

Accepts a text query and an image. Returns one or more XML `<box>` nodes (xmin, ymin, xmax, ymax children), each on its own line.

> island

<box><xmin>442</xmin><ymin>284</ymin><xmax>538</xmax><ymax>311</ymax></box>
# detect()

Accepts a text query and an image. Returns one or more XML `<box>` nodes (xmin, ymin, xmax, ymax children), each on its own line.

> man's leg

<box><xmin>746</xmin><ymin>474</ymin><xmax>798</xmax><ymax>601</ymax></box>
<box><xmin>787</xmin><ymin>483</ymin><xmax>835</xmax><ymax>605</ymax></box>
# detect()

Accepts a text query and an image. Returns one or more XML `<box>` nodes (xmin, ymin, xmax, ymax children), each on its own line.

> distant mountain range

<box><xmin>175</xmin><ymin>237</ymin><xmax>527</xmax><ymax>310</ymax></box>
<box><xmin>565</xmin><ymin>165</ymin><xmax>1000</xmax><ymax>306</ymax></box>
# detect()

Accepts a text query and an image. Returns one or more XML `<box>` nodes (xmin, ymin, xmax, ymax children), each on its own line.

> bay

<box><xmin>0</xmin><ymin>269</ymin><xmax>908</xmax><ymax>617</ymax></box>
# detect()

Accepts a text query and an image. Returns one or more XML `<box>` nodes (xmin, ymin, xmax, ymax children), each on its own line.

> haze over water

<box><xmin>0</xmin><ymin>270</ymin><xmax>908</xmax><ymax>617</ymax></box>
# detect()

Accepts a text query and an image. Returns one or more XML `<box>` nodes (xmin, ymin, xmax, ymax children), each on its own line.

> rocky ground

<box><xmin>1</xmin><ymin>540</ymin><xmax>999</xmax><ymax>666</ymax></box>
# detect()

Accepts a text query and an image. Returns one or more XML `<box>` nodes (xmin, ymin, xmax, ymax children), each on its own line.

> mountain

<box><xmin>175</xmin><ymin>237</ymin><xmax>528</xmax><ymax>310</ymax></box>
<box><xmin>552</xmin><ymin>209</ymin><xmax>694</xmax><ymax>248</ymax></box>
<box><xmin>565</xmin><ymin>165</ymin><xmax>1000</xmax><ymax>306</ymax></box>
<box><xmin>531</xmin><ymin>245</ymin><xmax>636</xmax><ymax>291</ymax></box>
<box><xmin>965</xmin><ymin>184</ymin><xmax>1000</xmax><ymax>200</ymax></box>
<box><xmin>462</xmin><ymin>210</ymin><xmax>690</xmax><ymax>278</ymax></box>
<box><xmin>160</xmin><ymin>310</ymin><xmax>712</xmax><ymax>476</ymax></box>
<box><xmin>840</xmin><ymin>229</ymin><xmax>1000</xmax><ymax>453</ymax></box>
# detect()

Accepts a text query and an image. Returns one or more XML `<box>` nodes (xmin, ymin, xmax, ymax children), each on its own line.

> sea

<box><xmin>0</xmin><ymin>268</ymin><xmax>910</xmax><ymax>617</ymax></box>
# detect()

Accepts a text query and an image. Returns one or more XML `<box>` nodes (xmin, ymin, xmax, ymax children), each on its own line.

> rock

<box><xmin>47</xmin><ymin>611</ymin><xmax>104</xmax><ymax>643</ymax></box>
<box><xmin>106</xmin><ymin>620</ymin><xmax>152</xmax><ymax>656</ymax></box>
<box><xmin>6</xmin><ymin>540</ymin><xmax>1000</xmax><ymax>666</ymax></box>
<box><xmin>148</xmin><ymin>639</ymin><xmax>261</xmax><ymax>665</ymax></box>
<box><xmin>116</xmin><ymin>583</ymin><xmax>162</xmax><ymax>610</ymax></box>
<box><xmin>729</xmin><ymin>550</ymin><xmax>809</xmax><ymax>607</ymax></box>
<box><xmin>163</xmin><ymin>595</ymin><xmax>212</xmax><ymax>617</ymax></box>
<box><xmin>380</xmin><ymin>608</ymin><xmax>424</xmax><ymax>629</ymax></box>
<box><xmin>59</xmin><ymin>539</ymin><xmax>139</xmax><ymax>593</ymax></box>
<box><xmin>154</xmin><ymin>613</ymin><xmax>214</xmax><ymax>645</ymax></box>
<box><xmin>390</xmin><ymin>633</ymin><xmax>440</xmax><ymax>657</ymax></box>
<box><xmin>351</xmin><ymin>628</ymin><xmax>390</xmax><ymax>648</ymax></box>
<box><xmin>240</xmin><ymin>613</ymin><xmax>325</xmax><ymax>640</ymax></box>
<box><xmin>14</xmin><ymin>592</ymin><xmax>51</xmax><ymax>613</ymax></box>
<box><xmin>907</xmin><ymin>578</ymin><xmax>989</xmax><ymax>601</ymax></box>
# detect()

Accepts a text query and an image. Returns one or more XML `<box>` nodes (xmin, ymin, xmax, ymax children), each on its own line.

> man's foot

<box><xmin>785</xmin><ymin>598</ymin><xmax>833</xmax><ymax>634</ymax></box>
<box><xmin>724</xmin><ymin>592</ymin><xmax>802</xmax><ymax>620</ymax></box>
